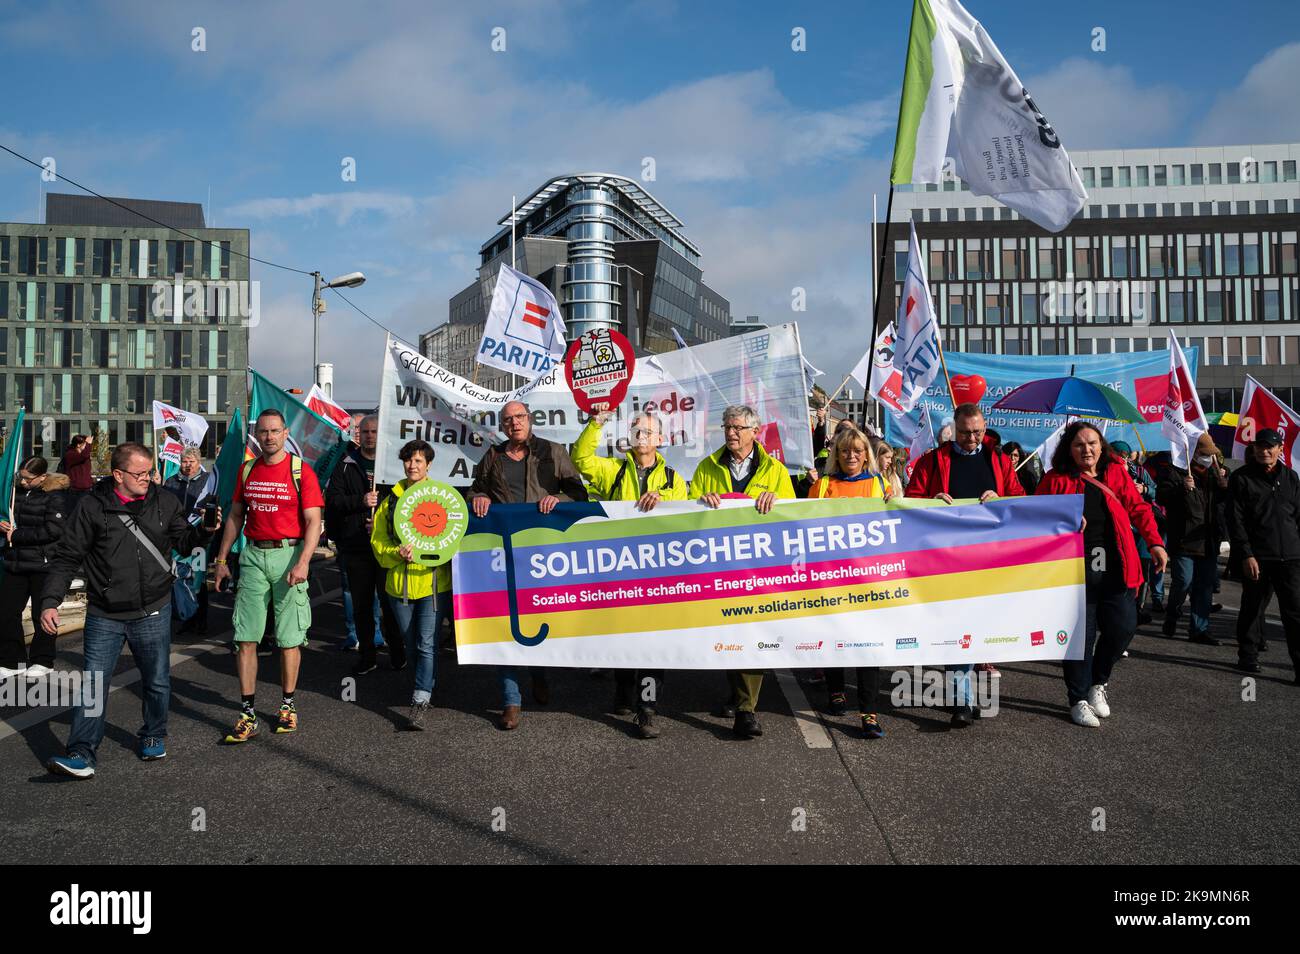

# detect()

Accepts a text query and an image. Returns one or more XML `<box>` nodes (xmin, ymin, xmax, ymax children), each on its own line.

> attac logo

<box><xmin>713</xmin><ymin>642</ymin><xmax>741</xmax><ymax>652</ymax></box>
<box><xmin>1056</xmin><ymin>629</ymin><xmax>1069</xmax><ymax>645</ymax></box>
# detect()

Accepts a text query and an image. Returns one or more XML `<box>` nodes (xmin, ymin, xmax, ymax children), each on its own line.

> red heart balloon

<box><xmin>950</xmin><ymin>374</ymin><xmax>987</xmax><ymax>406</ymax></box>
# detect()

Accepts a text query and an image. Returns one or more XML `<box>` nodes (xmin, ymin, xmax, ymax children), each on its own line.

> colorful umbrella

<box><xmin>1206</xmin><ymin>411</ymin><xmax>1238</xmax><ymax>456</ymax></box>
<box><xmin>992</xmin><ymin>376</ymin><xmax>1147</xmax><ymax>423</ymax></box>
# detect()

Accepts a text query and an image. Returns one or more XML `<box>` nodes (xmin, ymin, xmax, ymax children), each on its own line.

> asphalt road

<box><xmin>1</xmin><ymin>555</ymin><xmax>1296</xmax><ymax>865</ymax></box>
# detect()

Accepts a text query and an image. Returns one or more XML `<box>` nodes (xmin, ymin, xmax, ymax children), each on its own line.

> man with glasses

<box><xmin>690</xmin><ymin>404</ymin><xmax>796</xmax><ymax>738</ymax></box>
<box><xmin>40</xmin><ymin>442</ymin><xmax>220</xmax><ymax>778</ymax></box>
<box><xmin>571</xmin><ymin>402</ymin><xmax>689</xmax><ymax>738</ymax></box>
<box><xmin>213</xmin><ymin>409</ymin><xmax>325</xmax><ymax>744</ymax></box>
<box><xmin>905</xmin><ymin>403</ymin><xmax>1024</xmax><ymax>727</ymax></box>
<box><xmin>469</xmin><ymin>400</ymin><xmax>588</xmax><ymax>730</ymax></box>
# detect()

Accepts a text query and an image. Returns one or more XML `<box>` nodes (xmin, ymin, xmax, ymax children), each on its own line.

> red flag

<box><xmin>1233</xmin><ymin>376</ymin><xmax>1300</xmax><ymax>473</ymax></box>
<box><xmin>306</xmin><ymin>384</ymin><xmax>352</xmax><ymax>433</ymax></box>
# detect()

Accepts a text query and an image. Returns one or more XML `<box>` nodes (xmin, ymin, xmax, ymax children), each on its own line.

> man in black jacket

<box><xmin>39</xmin><ymin>442</ymin><xmax>219</xmax><ymax>779</ymax></box>
<box><xmin>1228</xmin><ymin>429</ymin><xmax>1300</xmax><ymax>682</ymax></box>
<box><xmin>325</xmin><ymin>414</ymin><xmax>401</xmax><ymax>675</ymax></box>
<box><xmin>1158</xmin><ymin>443</ymin><xmax>1228</xmax><ymax>646</ymax></box>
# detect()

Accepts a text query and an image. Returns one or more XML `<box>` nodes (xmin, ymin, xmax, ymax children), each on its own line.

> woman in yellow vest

<box><xmin>808</xmin><ymin>426</ymin><xmax>892</xmax><ymax>739</ymax></box>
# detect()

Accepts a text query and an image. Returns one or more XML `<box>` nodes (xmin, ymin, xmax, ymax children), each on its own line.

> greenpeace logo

<box><xmin>1030</xmin><ymin>630</ymin><xmax>1045</xmax><ymax>647</ymax></box>
<box><xmin>50</xmin><ymin>884</ymin><xmax>151</xmax><ymax>934</ymax></box>
<box><xmin>983</xmin><ymin>636</ymin><xmax>1020</xmax><ymax>645</ymax></box>
<box><xmin>895</xmin><ymin>637</ymin><xmax>919</xmax><ymax>650</ymax></box>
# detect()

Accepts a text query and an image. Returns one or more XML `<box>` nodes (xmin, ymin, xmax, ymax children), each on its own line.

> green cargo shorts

<box><xmin>232</xmin><ymin>543</ymin><xmax>311</xmax><ymax>649</ymax></box>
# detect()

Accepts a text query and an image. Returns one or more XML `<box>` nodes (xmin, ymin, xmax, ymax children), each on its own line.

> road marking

<box><xmin>774</xmin><ymin>669</ymin><xmax>833</xmax><ymax>749</ymax></box>
<box><xmin>0</xmin><ymin>587</ymin><xmax>342</xmax><ymax>743</ymax></box>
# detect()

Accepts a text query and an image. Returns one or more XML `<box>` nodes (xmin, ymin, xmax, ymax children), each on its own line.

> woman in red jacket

<box><xmin>1036</xmin><ymin>422</ymin><xmax>1168</xmax><ymax>727</ymax></box>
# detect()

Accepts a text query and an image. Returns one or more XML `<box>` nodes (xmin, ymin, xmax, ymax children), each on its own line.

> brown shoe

<box><xmin>499</xmin><ymin>705</ymin><xmax>521</xmax><ymax>731</ymax></box>
<box><xmin>532</xmin><ymin>672</ymin><xmax>550</xmax><ymax>705</ymax></box>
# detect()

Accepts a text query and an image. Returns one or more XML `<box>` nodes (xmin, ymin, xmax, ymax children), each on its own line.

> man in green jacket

<box><xmin>690</xmin><ymin>404</ymin><xmax>796</xmax><ymax>738</ymax></box>
<box><xmin>572</xmin><ymin>403</ymin><xmax>688</xmax><ymax>738</ymax></box>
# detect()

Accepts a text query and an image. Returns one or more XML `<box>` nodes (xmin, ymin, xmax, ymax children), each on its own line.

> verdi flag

<box><xmin>890</xmin><ymin>0</ymin><xmax>1087</xmax><ymax>232</ymax></box>
<box><xmin>1161</xmin><ymin>329</ymin><xmax>1209</xmax><ymax>469</ymax></box>
<box><xmin>0</xmin><ymin>408</ymin><xmax>25</xmax><ymax>525</ymax></box>
<box><xmin>151</xmin><ymin>400</ymin><xmax>209</xmax><ymax>449</ymax></box>
<box><xmin>1233</xmin><ymin>376</ymin><xmax>1300</xmax><ymax>473</ymax></box>
<box><xmin>248</xmin><ymin>369</ymin><xmax>348</xmax><ymax>485</ymax></box>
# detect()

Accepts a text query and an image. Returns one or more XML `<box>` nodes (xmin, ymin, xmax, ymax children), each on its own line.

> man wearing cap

<box><xmin>1157</xmin><ymin>433</ymin><xmax>1228</xmax><ymax>646</ymax></box>
<box><xmin>1227</xmin><ymin>429</ymin><xmax>1300</xmax><ymax>683</ymax></box>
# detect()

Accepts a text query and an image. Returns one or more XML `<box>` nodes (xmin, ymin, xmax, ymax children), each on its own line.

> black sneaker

<box><xmin>406</xmin><ymin>700</ymin><xmax>430</xmax><ymax>731</ymax></box>
<box><xmin>1210</xmin><ymin>602</ymin><xmax>1223</xmax><ymax>613</ymax></box>
<box><xmin>950</xmin><ymin>705</ymin><xmax>975</xmax><ymax>728</ymax></box>
<box><xmin>732</xmin><ymin>711</ymin><xmax>762</xmax><ymax>738</ymax></box>
<box><xmin>826</xmin><ymin>691</ymin><xmax>849</xmax><ymax>716</ymax></box>
<box><xmin>715</xmin><ymin>698</ymin><xmax>737</xmax><ymax>719</ymax></box>
<box><xmin>1235</xmin><ymin>660</ymin><xmax>1262</xmax><ymax>674</ymax></box>
<box><xmin>634</xmin><ymin>707</ymin><xmax>660</xmax><ymax>739</ymax></box>
<box><xmin>352</xmin><ymin>660</ymin><xmax>378</xmax><ymax>676</ymax></box>
<box><xmin>391</xmin><ymin>656</ymin><xmax>408</xmax><ymax>672</ymax></box>
<box><xmin>611</xmin><ymin>689</ymin><xmax>634</xmax><ymax>716</ymax></box>
<box><xmin>1190</xmin><ymin>633</ymin><xmax>1222</xmax><ymax>647</ymax></box>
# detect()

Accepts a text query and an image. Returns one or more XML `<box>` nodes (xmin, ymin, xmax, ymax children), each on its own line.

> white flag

<box><xmin>152</xmin><ymin>401</ymin><xmax>209</xmax><ymax>448</ymax></box>
<box><xmin>888</xmin><ymin>221</ymin><xmax>943</xmax><ymax>411</ymax></box>
<box><xmin>306</xmin><ymin>384</ymin><xmax>352</xmax><ymax>433</ymax></box>
<box><xmin>477</xmin><ymin>263</ymin><xmax>567</xmax><ymax>380</ymax></box>
<box><xmin>890</xmin><ymin>0</ymin><xmax>1088</xmax><ymax>232</ymax></box>
<box><xmin>1161</xmin><ymin>329</ymin><xmax>1208</xmax><ymax>469</ymax></box>
<box><xmin>159</xmin><ymin>436</ymin><xmax>185</xmax><ymax>466</ymax></box>
<box><xmin>905</xmin><ymin>408</ymin><xmax>936</xmax><ymax>481</ymax></box>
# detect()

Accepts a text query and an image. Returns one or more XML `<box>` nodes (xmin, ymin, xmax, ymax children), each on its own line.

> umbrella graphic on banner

<box><xmin>468</xmin><ymin>503</ymin><xmax>609</xmax><ymax>646</ymax></box>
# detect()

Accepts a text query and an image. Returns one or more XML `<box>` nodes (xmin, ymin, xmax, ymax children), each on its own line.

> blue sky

<box><xmin>2</xmin><ymin>0</ymin><xmax>1297</xmax><ymax>402</ymax></box>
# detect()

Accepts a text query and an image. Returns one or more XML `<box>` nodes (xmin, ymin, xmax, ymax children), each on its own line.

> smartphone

<box><xmin>202</xmin><ymin>501</ymin><xmax>220</xmax><ymax>531</ymax></box>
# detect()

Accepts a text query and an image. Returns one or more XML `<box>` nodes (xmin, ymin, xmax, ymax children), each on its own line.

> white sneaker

<box><xmin>0</xmin><ymin>666</ymin><xmax>25</xmax><ymax>680</ymax></box>
<box><xmin>1071</xmin><ymin>700</ymin><xmax>1101</xmax><ymax>727</ymax></box>
<box><xmin>24</xmin><ymin>664</ymin><xmax>53</xmax><ymax>679</ymax></box>
<box><xmin>1086</xmin><ymin>684</ymin><xmax>1111</xmax><ymax>718</ymax></box>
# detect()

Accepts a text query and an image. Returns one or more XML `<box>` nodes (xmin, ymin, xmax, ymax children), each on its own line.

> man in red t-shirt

<box><xmin>213</xmin><ymin>409</ymin><xmax>324</xmax><ymax>742</ymax></box>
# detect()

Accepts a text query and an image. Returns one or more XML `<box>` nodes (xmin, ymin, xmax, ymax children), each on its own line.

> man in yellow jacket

<box><xmin>571</xmin><ymin>403</ymin><xmax>688</xmax><ymax>738</ymax></box>
<box><xmin>690</xmin><ymin>404</ymin><xmax>796</xmax><ymax>738</ymax></box>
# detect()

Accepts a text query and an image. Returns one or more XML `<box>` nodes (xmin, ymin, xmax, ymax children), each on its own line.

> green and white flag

<box><xmin>891</xmin><ymin>0</ymin><xmax>1087</xmax><ymax>232</ymax></box>
<box><xmin>248</xmin><ymin>370</ymin><xmax>348</xmax><ymax>486</ymax></box>
<box><xmin>0</xmin><ymin>408</ymin><xmax>25</xmax><ymax>525</ymax></box>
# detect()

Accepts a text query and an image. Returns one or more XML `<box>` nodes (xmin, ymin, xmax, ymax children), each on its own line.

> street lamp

<box><xmin>311</xmin><ymin>270</ymin><xmax>366</xmax><ymax>387</ymax></box>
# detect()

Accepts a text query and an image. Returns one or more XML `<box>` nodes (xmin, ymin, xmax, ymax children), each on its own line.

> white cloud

<box><xmin>1194</xmin><ymin>42</ymin><xmax>1300</xmax><ymax>145</ymax></box>
<box><xmin>225</xmin><ymin>191</ymin><xmax>420</xmax><ymax>226</ymax></box>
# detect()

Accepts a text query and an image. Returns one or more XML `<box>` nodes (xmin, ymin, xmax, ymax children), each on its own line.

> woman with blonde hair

<box><xmin>808</xmin><ymin>425</ymin><xmax>891</xmax><ymax>738</ymax></box>
<box><xmin>870</xmin><ymin>438</ymin><xmax>905</xmax><ymax>499</ymax></box>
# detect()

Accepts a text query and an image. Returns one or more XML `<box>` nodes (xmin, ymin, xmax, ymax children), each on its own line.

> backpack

<box><xmin>610</xmin><ymin>459</ymin><xmax>676</xmax><ymax>499</ymax></box>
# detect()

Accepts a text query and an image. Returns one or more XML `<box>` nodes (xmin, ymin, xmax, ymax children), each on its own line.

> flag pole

<box><xmin>511</xmin><ymin>194</ymin><xmax>517</xmax><ymax>270</ymax></box>
<box><xmin>1131</xmin><ymin>421</ymin><xmax>1148</xmax><ymax>455</ymax></box>
<box><xmin>862</xmin><ymin>184</ymin><xmax>895</xmax><ymax>431</ymax></box>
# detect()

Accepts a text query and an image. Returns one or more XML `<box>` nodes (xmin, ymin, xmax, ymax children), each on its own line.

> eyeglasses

<box><xmin>721</xmin><ymin>424</ymin><xmax>755</xmax><ymax>433</ymax></box>
<box><xmin>116</xmin><ymin>467</ymin><xmax>153</xmax><ymax>481</ymax></box>
<box><xmin>630</xmin><ymin>427</ymin><xmax>657</xmax><ymax>439</ymax></box>
<box><xmin>955</xmin><ymin>427</ymin><xmax>985</xmax><ymax>438</ymax></box>
<box><xmin>501</xmin><ymin>413</ymin><xmax>530</xmax><ymax>423</ymax></box>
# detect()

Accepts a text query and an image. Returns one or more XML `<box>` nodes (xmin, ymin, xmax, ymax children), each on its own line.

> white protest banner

<box><xmin>375</xmin><ymin>324</ymin><xmax>815</xmax><ymax>486</ymax></box>
<box><xmin>152</xmin><ymin>401</ymin><xmax>209</xmax><ymax>448</ymax></box>
<box><xmin>477</xmin><ymin>263</ymin><xmax>567</xmax><ymax>379</ymax></box>
<box><xmin>452</xmin><ymin>495</ymin><xmax>1086</xmax><ymax>669</ymax></box>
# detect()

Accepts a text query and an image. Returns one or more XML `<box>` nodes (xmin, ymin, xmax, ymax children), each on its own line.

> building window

<box><xmin>1284</xmin><ymin>160</ymin><xmax>1298</xmax><ymax>182</ymax></box>
<box><xmin>16</xmin><ymin>282</ymin><xmax>47</xmax><ymax>320</ymax></box>
<box><xmin>53</xmin><ymin>283</ymin><xmax>83</xmax><ymax>322</ymax></box>
<box><xmin>1190</xmin><ymin>164</ymin><xmax>1203</xmax><ymax>185</ymax></box>
<box><xmin>167</xmin><ymin>240</ymin><xmax>194</xmax><ymax>278</ymax></box>
<box><xmin>1208</xmin><ymin>163</ymin><xmax>1222</xmax><ymax>185</ymax></box>
<box><xmin>1135</xmin><ymin>166</ymin><xmax>1149</xmax><ymax>187</ymax></box>
<box><xmin>1170</xmin><ymin>165</ymin><xmax>1185</xmax><ymax>186</ymax></box>
<box><xmin>1100</xmin><ymin>167</ymin><xmax>1113</xmax><ymax>188</ymax></box>
<box><xmin>1153</xmin><ymin>165</ymin><xmax>1167</xmax><ymax>186</ymax></box>
<box><xmin>1081</xmin><ymin>168</ymin><xmax>1095</xmax><ymax>188</ymax></box>
<box><xmin>1116</xmin><ymin>167</ymin><xmax>1130</xmax><ymax>187</ymax></box>
<box><xmin>1227</xmin><ymin>162</ymin><xmax>1241</xmax><ymax>184</ymax></box>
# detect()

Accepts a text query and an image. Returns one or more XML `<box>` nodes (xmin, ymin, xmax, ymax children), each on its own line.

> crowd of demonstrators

<box><xmin>370</xmin><ymin>439</ymin><xmax>448</xmax><ymax>731</ymax></box>
<box><xmin>325</xmin><ymin>414</ymin><xmax>401</xmax><ymax>673</ymax></box>
<box><xmin>1228</xmin><ymin>429</ymin><xmax>1300</xmax><ymax>682</ymax></box>
<box><xmin>40</xmin><ymin>442</ymin><xmax>220</xmax><ymax>778</ymax></box>
<box><xmin>162</xmin><ymin>447</ymin><xmax>219</xmax><ymax>637</ymax></box>
<box><xmin>906</xmin><ymin>402</ymin><xmax>1024</xmax><ymax>726</ymax></box>
<box><xmin>809</xmin><ymin>425</ymin><xmax>891</xmax><ymax>738</ymax></box>
<box><xmin>572</xmin><ymin>402</ymin><xmax>688</xmax><ymax>738</ymax></box>
<box><xmin>469</xmin><ymin>400</ymin><xmax>588</xmax><ymax>731</ymax></box>
<box><xmin>1036</xmin><ymin>423</ymin><xmax>1168</xmax><ymax>727</ymax></box>
<box><xmin>1157</xmin><ymin>434</ymin><xmax>1229</xmax><ymax>647</ymax></box>
<box><xmin>212</xmin><ymin>409</ymin><xmax>325</xmax><ymax>744</ymax></box>
<box><xmin>0</xmin><ymin>458</ymin><xmax>70</xmax><ymax>680</ymax></box>
<box><xmin>690</xmin><ymin>403</ymin><xmax>796</xmax><ymax>738</ymax></box>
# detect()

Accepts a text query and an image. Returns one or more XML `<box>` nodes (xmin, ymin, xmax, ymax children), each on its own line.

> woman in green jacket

<box><xmin>371</xmin><ymin>439</ymin><xmax>448</xmax><ymax>730</ymax></box>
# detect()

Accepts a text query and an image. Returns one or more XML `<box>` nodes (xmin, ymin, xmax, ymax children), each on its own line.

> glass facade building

<box><xmin>888</xmin><ymin>143</ymin><xmax>1300</xmax><ymax>412</ymax></box>
<box><xmin>0</xmin><ymin>194</ymin><xmax>250</xmax><ymax>464</ymax></box>
<box><xmin>423</xmin><ymin>174</ymin><xmax>731</xmax><ymax>389</ymax></box>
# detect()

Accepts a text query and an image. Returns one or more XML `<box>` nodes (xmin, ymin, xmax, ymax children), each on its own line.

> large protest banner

<box><xmin>883</xmin><ymin>348</ymin><xmax>1200</xmax><ymax>451</ymax></box>
<box><xmin>375</xmin><ymin>325</ymin><xmax>815</xmax><ymax>486</ymax></box>
<box><xmin>452</xmin><ymin>495</ymin><xmax>1086</xmax><ymax>669</ymax></box>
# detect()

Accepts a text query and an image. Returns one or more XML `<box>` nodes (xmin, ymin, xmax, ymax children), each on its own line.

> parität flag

<box><xmin>477</xmin><ymin>263</ymin><xmax>567</xmax><ymax>380</ymax></box>
<box><xmin>890</xmin><ymin>0</ymin><xmax>1088</xmax><ymax>232</ymax></box>
<box><xmin>1233</xmin><ymin>376</ymin><xmax>1300</xmax><ymax>473</ymax></box>
<box><xmin>884</xmin><ymin>221</ymin><xmax>943</xmax><ymax>412</ymax></box>
<box><xmin>1161</xmin><ymin>329</ymin><xmax>1208</xmax><ymax>469</ymax></box>
<box><xmin>306</xmin><ymin>384</ymin><xmax>352</xmax><ymax>433</ymax></box>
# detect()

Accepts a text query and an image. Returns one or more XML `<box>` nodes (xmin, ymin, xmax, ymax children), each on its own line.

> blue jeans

<box><xmin>945</xmin><ymin>664</ymin><xmax>974</xmax><ymax>706</ymax></box>
<box><xmin>498</xmin><ymin>666</ymin><xmax>546</xmax><ymax>708</ymax></box>
<box><xmin>1165</xmin><ymin>553</ymin><xmax>1217</xmax><ymax>638</ymax></box>
<box><xmin>389</xmin><ymin>592</ymin><xmax>449</xmax><ymax>704</ymax></box>
<box><xmin>339</xmin><ymin>563</ymin><xmax>383</xmax><ymax>642</ymax></box>
<box><xmin>66</xmin><ymin>608</ymin><xmax>172</xmax><ymax>767</ymax></box>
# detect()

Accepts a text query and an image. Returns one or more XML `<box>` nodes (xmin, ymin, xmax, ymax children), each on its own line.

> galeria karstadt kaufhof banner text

<box><xmin>452</xmin><ymin>495</ymin><xmax>1087</xmax><ymax>669</ymax></box>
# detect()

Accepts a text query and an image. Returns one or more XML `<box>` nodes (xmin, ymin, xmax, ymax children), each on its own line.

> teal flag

<box><xmin>212</xmin><ymin>407</ymin><xmax>245</xmax><ymax>516</ymax></box>
<box><xmin>0</xmin><ymin>408</ymin><xmax>26</xmax><ymax>525</ymax></box>
<box><xmin>248</xmin><ymin>369</ymin><xmax>347</xmax><ymax>486</ymax></box>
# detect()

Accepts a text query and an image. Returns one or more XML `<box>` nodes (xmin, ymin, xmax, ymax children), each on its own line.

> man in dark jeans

<box><xmin>325</xmin><ymin>414</ymin><xmax>401</xmax><ymax>676</ymax></box>
<box><xmin>39</xmin><ymin>442</ymin><xmax>219</xmax><ymax>778</ymax></box>
<box><xmin>1228</xmin><ymin>429</ymin><xmax>1300</xmax><ymax>684</ymax></box>
<box><xmin>1158</xmin><ymin>439</ymin><xmax>1228</xmax><ymax>646</ymax></box>
<box><xmin>469</xmin><ymin>400</ymin><xmax>588</xmax><ymax>731</ymax></box>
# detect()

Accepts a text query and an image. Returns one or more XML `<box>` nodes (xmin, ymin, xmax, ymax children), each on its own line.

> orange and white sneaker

<box><xmin>223</xmin><ymin>712</ymin><xmax>260</xmax><ymax>744</ymax></box>
<box><xmin>275</xmin><ymin>703</ymin><xmax>299</xmax><ymax>734</ymax></box>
